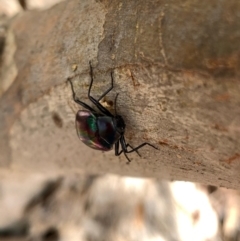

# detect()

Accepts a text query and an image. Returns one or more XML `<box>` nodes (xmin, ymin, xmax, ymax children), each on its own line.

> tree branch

<box><xmin>0</xmin><ymin>0</ymin><xmax>240</xmax><ymax>189</ymax></box>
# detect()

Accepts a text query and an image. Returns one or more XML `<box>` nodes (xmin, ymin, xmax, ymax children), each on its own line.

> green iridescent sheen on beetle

<box><xmin>76</xmin><ymin>110</ymin><xmax>121</xmax><ymax>151</ymax></box>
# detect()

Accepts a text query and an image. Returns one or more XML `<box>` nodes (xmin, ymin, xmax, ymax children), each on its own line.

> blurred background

<box><xmin>0</xmin><ymin>1</ymin><xmax>240</xmax><ymax>241</ymax></box>
<box><xmin>1</xmin><ymin>172</ymin><xmax>240</xmax><ymax>241</ymax></box>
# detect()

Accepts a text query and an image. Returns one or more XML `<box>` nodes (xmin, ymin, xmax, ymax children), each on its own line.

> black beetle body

<box><xmin>75</xmin><ymin>110</ymin><xmax>124</xmax><ymax>151</ymax></box>
<box><xmin>68</xmin><ymin>62</ymin><xmax>158</xmax><ymax>163</ymax></box>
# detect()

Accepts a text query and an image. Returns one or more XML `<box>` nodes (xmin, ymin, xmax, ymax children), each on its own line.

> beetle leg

<box><xmin>68</xmin><ymin>79</ymin><xmax>96</xmax><ymax>112</ymax></box>
<box><xmin>88</xmin><ymin>61</ymin><xmax>114</xmax><ymax>117</ymax></box>
<box><xmin>121</xmin><ymin>136</ymin><xmax>141</xmax><ymax>157</ymax></box>
<box><xmin>114</xmin><ymin>93</ymin><xmax>119</xmax><ymax>116</ymax></box>
<box><xmin>115</xmin><ymin>141</ymin><xmax>140</xmax><ymax>157</ymax></box>
<box><xmin>115</xmin><ymin>136</ymin><xmax>142</xmax><ymax>164</ymax></box>
<box><xmin>97</xmin><ymin>71</ymin><xmax>114</xmax><ymax>102</ymax></box>
<box><xmin>124</xmin><ymin>142</ymin><xmax>159</xmax><ymax>154</ymax></box>
<box><xmin>124</xmin><ymin>152</ymin><xmax>131</xmax><ymax>164</ymax></box>
<box><xmin>88</xmin><ymin>95</ymin><xmax>113</xmax><ymax>116</ymax></box>
<box><xmin>115</xmin><ymin>140</ymin><xmax>131</xmax><ymax>164</ymax></box>
<box><xmin>115</xmin><ymin>140</ymin><xmax>120</xmax><ymax>155</ymax></box>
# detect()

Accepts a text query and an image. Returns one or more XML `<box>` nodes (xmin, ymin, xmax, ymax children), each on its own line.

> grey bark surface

<box><xmin>0</xmin><ymin>0</ymin><xmax>240</xmax><ymax>189</ymax></box>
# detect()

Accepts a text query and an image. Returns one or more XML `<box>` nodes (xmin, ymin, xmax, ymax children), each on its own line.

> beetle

<box><xmin>68</xmin><ymin>61</ymin><xmax>158</xmax><ymax>163</ymax></box>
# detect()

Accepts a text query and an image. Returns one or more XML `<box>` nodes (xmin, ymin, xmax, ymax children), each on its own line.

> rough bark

<box><xmin>0</xmin><ymin>0</ymin><xmax>240</xmax><ymax>189</ymax></box>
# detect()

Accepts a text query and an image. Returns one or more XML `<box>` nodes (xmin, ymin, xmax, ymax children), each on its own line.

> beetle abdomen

<box><xmin>75</xmin><ymin>110</ymin><xmax>118</xmax><ymax>151</ymax></box>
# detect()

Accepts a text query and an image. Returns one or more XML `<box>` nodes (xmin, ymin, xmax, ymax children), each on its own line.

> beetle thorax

<box><xmin>115</xmin><ymin>115</ymin><xmax>125</xmax><ymax>134</ymax></box>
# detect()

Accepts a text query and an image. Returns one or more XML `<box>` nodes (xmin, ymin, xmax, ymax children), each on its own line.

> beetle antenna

<box><xmin>114</xmin><ymin>93</ymin><xmax>119</xmax><ymax>116</ymax></box>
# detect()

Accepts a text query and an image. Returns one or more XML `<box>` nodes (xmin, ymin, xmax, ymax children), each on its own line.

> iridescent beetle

<box><xmin>68</xmin><ymin>62</ymin><xmax>158</xmax><ymax>163</ymax></box>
